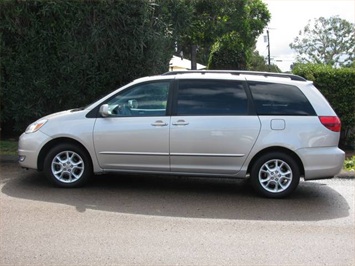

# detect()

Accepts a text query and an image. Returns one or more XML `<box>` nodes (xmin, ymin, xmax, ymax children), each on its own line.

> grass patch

<box><xmin>0</xmin><ymin>139</ymin><xmax>18</xmax><ymax>155</ymax></box>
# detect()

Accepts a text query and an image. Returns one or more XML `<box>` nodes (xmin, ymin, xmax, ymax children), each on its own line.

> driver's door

<box><xmin>93</xmin><ymin>81</ymin><xmax>171</xmax><ymax>172</ymax></box>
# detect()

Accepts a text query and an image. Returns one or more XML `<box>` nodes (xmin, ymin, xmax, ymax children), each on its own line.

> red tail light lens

<box><xmin>319</xmin><ymin>116</ymin><xmax>341</xmax><ymax>132</ymax></box>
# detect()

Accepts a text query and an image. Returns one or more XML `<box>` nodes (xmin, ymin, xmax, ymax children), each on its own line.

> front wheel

<box><xmin>44</xmin><ymin>143</ymin><xmax>92</xmax><ymax>188</ymax></box>
<box><xmin>250</xmin><ymin>152</ymin><xmax>300</xmax><ymax>198</ymax></box>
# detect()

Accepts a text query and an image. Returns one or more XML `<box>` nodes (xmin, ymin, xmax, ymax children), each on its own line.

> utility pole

<box><xmin>191</xmin><ymin>45</ymin><xmax>197</xmax><ymax>70</ymax></box>
<box><xmin>267</xmin><ymin>29</ymin><xmax>271</xmax><ymax>70</ymax></box>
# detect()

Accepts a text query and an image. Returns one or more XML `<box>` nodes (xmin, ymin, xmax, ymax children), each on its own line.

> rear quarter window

<box><xmin>248</xmin><ymin>82</ymin><xmax>316</xmax><ymax>116</ymax></box>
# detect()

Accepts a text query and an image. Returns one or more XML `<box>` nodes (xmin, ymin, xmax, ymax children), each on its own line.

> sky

<box><xmin>256</xmin><ymin>0</ymin><xmax>355</xmax><ymax>72</ymax></box>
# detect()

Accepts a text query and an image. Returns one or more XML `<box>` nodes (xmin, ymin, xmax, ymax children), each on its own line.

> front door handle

<box><xmin>172</xmin><ymin>120</ymin><xmax>189</xmax><ymax>126</ymax></box>
<box><xmin>151</xmin><ymin>120</ymin><xmax>168</xmax><ymax>127</ymax></box>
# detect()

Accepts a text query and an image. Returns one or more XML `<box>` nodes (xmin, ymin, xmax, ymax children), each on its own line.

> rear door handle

<box><xmin>151</xmin><ymin>120</ymin><xmax>168</xmax><ymax>127</ymax></box>
<box><xmin>172</xmin><ymin>120</ymin><xmax>189</xmax><ymax>126</ymax></box>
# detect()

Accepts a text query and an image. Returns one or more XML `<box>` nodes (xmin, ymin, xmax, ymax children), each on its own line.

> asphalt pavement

<box><xmin>1</xmin><ymin>158</ymin><xmax>354</xmax><ymax>266</ymax></box>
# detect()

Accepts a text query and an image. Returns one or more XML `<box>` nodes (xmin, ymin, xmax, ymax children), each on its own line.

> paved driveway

<box><xmin>1</xmin><ymin>161</ymin><xmax>354</xmax><ymax>265</ymax></box>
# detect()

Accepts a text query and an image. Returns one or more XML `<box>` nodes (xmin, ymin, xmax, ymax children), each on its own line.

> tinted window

<box><xmin>106</xmin><ymin>81</ymin><xmax>169</xmax><ymax>117</ymax></box>
<box><xmin>177</xmin><ymin>80</ymin><xmax>248</xmax><ymax>115</ymax></box>
<box><xmin>249</xmin><ymin>82</ymin><xmax>316</xmax><ymax>115</ymax></box>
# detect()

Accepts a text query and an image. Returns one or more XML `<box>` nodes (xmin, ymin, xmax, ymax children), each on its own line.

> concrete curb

<box><xmin>336</xmin><ymin>170</ymin><xmax>355</xmax><ymax>179</ymax></box>
<box><xmin>1</xmin><ymin>155</ymin><xmax>354</xmax><ymax>179</ymax></box>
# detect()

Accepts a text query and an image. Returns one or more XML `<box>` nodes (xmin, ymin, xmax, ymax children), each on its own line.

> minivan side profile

<box><xmin>18</xmin><ymin>71</ymin><xmax>345</xmax><ymax>198</ymax></box>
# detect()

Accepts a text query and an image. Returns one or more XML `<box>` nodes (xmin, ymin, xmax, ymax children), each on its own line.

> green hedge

<box><xmin>293</xmin><ymin>64</ymin><xmax>355</xmax><ymax>148</ymax></box>
<box><xmin>0</xmin><ymin>0</ymin><xmax>172</xmax><ymax>136</ymax></box>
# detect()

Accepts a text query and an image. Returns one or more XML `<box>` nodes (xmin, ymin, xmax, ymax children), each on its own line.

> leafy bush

<box><xmin>0</xmin><ymin>0</ymin><xmax>172</xmax><ymax>136</ymax></box>
<box><xmin>344</xmin><ymin>156</ymin><xmax>355</xmax><ymax>172</ymax></box>
<box><xmin>293</xmin><ymin>64</ymin><xmax>355</xmax><ymax>148</ymax></box>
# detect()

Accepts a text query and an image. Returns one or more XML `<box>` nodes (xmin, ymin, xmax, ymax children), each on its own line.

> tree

<box><xmin>247</xmin><ymin>50</ymin><xmax>281</xmax><ymax>72</ymax></box>
<box><xmin>290</xmin><ymin>16</ymin><xmax>355</xmax><ymax>67</ymax></box>
<box><xmin>159</xmin><ymin>0</ymin><xmax>270</xmax><ymax>68</ymax></box>
<box><xmin>208</xmin><ymin>32</ymin><xmax>248</xmax><ymax>69</ymax></box>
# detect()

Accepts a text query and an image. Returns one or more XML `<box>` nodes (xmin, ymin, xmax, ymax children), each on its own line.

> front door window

<box><xmin>105</xmin><ymin>81</ymin><xmax>170</xmax><ymax>117</ymax></box>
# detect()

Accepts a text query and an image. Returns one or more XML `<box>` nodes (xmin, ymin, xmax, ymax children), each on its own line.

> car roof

<box><xmin>162</xmin><ymin>70</ymin><xmax>307</xmax><ymax>81</ymax></box>
<box><xmin>131</xmin><ymin>71</ymin><xmax>312</xmax><ymax>89</ymax></box>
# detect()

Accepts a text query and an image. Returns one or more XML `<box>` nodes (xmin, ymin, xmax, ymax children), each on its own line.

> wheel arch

<box><xmin>247</xmin><ymin>147</ymin><xmax>305</xmax><ymax>177</ymax></box>
<box><xmin>37</xmin><ymin>137</ymin><xmax>93</xmax><ymax>171</ymax></box>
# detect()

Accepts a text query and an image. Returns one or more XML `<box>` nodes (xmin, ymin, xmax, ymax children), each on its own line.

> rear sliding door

<box><xmin>170</xmin><ymin>79</ymin><xmax>261</xmax><ymax>175</ymax></box>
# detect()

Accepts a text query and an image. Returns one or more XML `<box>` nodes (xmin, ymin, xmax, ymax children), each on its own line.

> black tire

<box><xmin>44</xmin><ymin>143</ymin><xmax>92</xmax><ymax>188</ymax></box>
<box><xmin>250</xmin><ymin>152</ymin><xmax>300</xmax><ymax>198</ymax></box>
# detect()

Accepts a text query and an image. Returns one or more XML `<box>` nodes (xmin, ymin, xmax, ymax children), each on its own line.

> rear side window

<box><xmin>176</xmin><ymin>80</ymin><xmax>248</xmax><ymax>115</ymax></box>
<box><xmin>249</xmin><ymin>82</ymin><xmax>316</xmax><ymax>115</ymax></box>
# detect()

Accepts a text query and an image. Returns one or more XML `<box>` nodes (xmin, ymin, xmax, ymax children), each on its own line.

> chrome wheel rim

<box><xmin>51</xmin><ymin>151</ymin><xmax>84</xmax><ymax>183</ymax></box>
<box><xmin>258</xmin><ymin>159</ymin><xmax>293</xmax><ymax>193</ymax></box>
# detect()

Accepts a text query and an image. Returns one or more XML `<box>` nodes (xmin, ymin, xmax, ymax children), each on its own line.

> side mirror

<box><xmin>99</xmin><ymin>104</ymin><xmax>110</xmax><ymax>117</ymax></box>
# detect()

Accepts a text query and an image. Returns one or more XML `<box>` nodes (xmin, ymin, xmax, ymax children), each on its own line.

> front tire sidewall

<box><xmin>44</xmin><ymin>144</ymin><xmax>92</xmax><ymax>188</ymax></box>
<box><xmin>250</xmin><ymin>152</ymin><xmax>300</xmax><ymax>198</ymax></box>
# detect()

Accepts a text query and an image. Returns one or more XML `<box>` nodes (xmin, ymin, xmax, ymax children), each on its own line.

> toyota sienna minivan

<box><xmin>18</xmin><ymin>70</ymin><xmax>345</xmax><ymax>198</ymax></box>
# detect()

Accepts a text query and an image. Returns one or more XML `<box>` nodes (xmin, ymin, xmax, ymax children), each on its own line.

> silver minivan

<box><xmin>18</xmin><ymin>71</ymin><xmax>345</xmax><ymax>198</ymax></box>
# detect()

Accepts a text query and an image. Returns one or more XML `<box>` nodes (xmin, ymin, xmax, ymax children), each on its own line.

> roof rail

<box><xmin>162</xmin><ymin>70</ymin><xmax>306</xmax><ymax>81</ymax></box>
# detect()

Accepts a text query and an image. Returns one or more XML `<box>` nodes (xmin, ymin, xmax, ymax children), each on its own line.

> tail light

<box><xmin>319</xmin><ymin>116</ymin><xmax>341</xmax><ymax>132</ymax></box>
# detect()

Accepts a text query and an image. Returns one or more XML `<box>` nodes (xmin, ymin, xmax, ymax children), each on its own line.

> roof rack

<box><xmin>162</xmin><ymin>70</ymin><xmax>306</xmax><ymax>81</ymax></box>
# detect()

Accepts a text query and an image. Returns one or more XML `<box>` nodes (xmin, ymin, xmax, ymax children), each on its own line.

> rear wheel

<box><xmin>44</xmin><ymin>143</ymin><xmax>92</xmax><ymax>187</ymax></box>
<box><xmin>250</xmin><ymin>152</ymin><xmax>300</xmax><ymax>198</ymax></box>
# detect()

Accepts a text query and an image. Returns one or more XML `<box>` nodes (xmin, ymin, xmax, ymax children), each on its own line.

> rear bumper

<box><xmin>297</xmin><ymin>147</ymin><xmax>345</xmax><ymax>180</ymax></box>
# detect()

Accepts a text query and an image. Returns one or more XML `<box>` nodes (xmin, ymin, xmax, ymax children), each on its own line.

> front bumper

<box><xmin>18</xmin><ymin>130</ymin><xmax>51</xmax><ymax>170</ymax></box>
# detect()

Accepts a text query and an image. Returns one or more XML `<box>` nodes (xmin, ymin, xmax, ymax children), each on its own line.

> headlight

<box><xmin>25</xmin><ymin>119</ymin><xmax>48</xmax><ymax>133</ymax></box>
